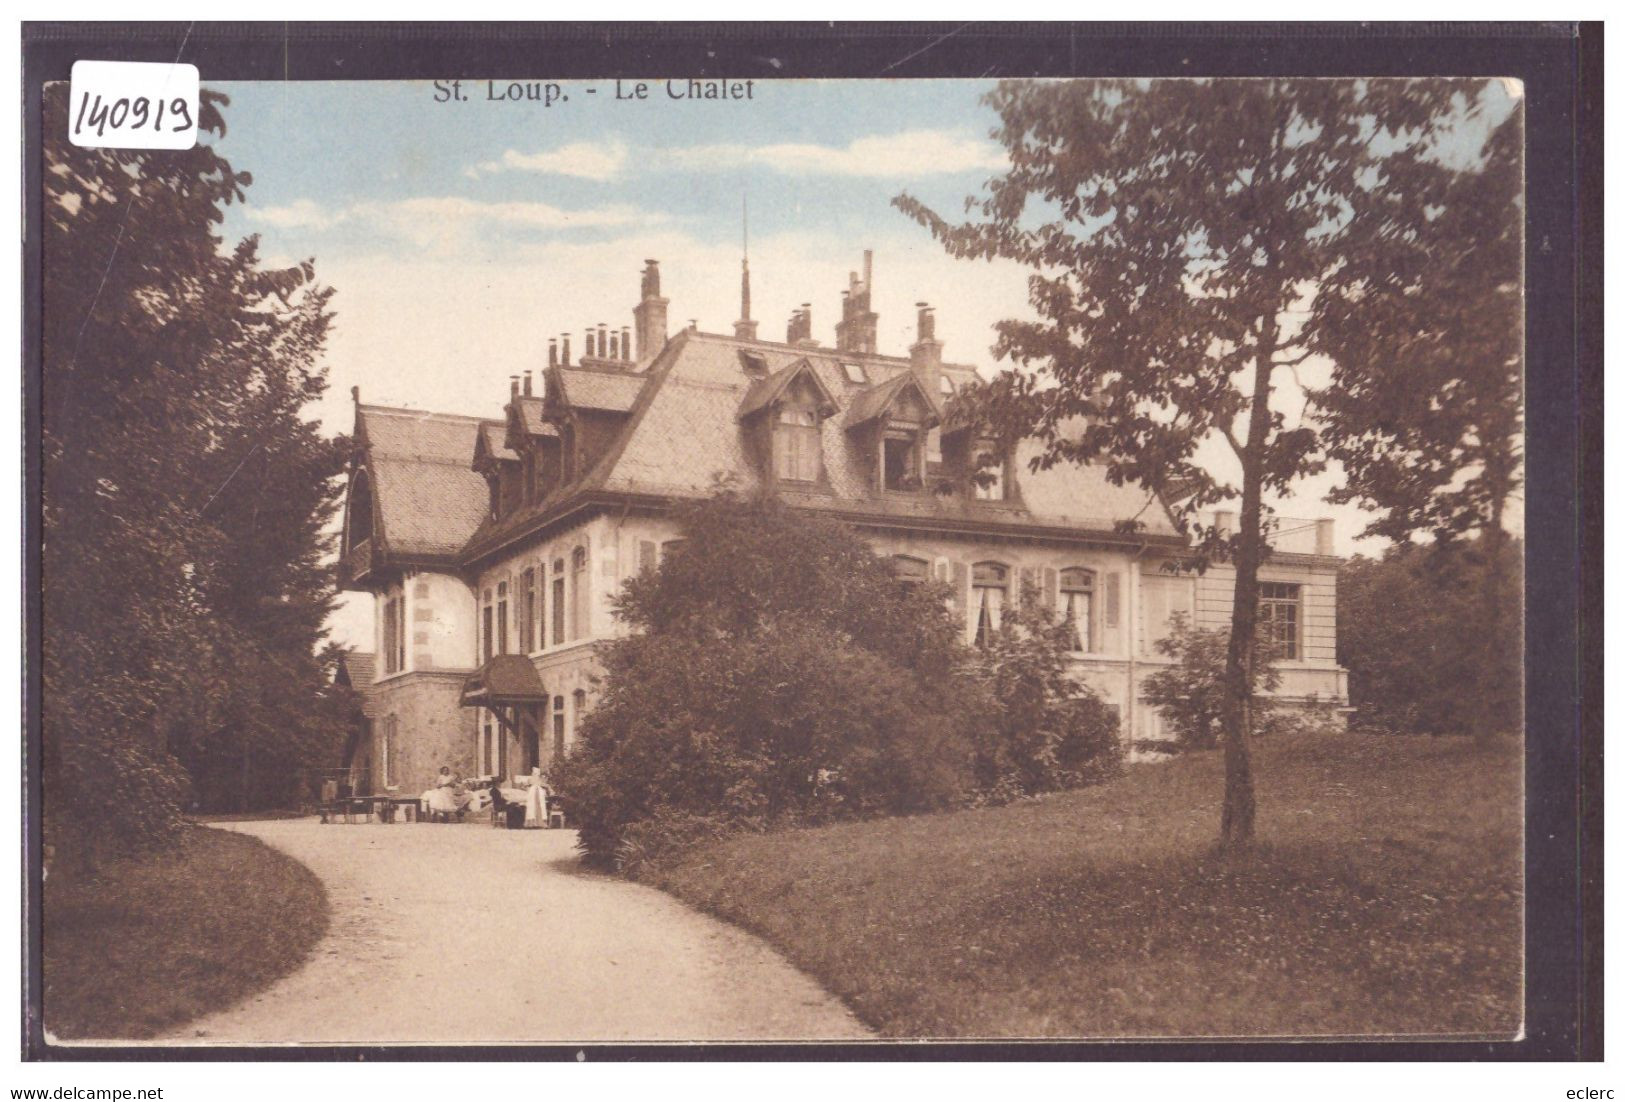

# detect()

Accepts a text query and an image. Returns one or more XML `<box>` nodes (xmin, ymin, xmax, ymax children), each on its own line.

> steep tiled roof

<box><xmin>335</xmin><ymin>650</ymin><xmax>381</xmax><ymax>718</ymax></box>
<box><xmin>449</xmin><ymin>329</ymin><xmax>1179</xmax><ymax>566</ymax></box>
<box><xmin>590</xmin><ymin>331</ymin><xmax>1179</xmax><ymax>541</ymax></box>
<box><xmin>842</xmin><ymin>370</ymin><xmax>943</xmax><ymax>430</ymax></box>
<box><xmin>357</xmin><ymin>405</ymin><xmax>490</xmax><ymax>558</ymax></box>
<box><xmin>737</xmin><ymin>359</ymin><xmax>840</xmax><ymax>421</ymax></box>
<box><xmin>478</xmin><ymin>421</ymin><xmax>518</xmax><ymax>464</ymax></box>
<box><xmin>551</xmin><ymin>366</ymin><xmax>645</xmax><ymax>412</ymax></box>
<box><xmin>510</xmin><ymin>396</ymin><xmax>555</xmax><ymax>438</ymax></box>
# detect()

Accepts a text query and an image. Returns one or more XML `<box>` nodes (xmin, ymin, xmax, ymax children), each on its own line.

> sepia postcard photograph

<box><xmin>19</xmin><ymin>22</ymin><xmax>1597</xmax><ymax>1064</ymax></box>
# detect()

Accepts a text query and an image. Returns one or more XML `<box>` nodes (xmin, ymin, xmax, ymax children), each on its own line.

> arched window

<box><xmin>1060</xmin><ymin>567</ymin><xmax>1095</xmax><ymax>652</ymax></box>
<box><xmin>892</xmin><ymin>555</ymin><xmax>931</xmax><ymax>587</ymax></box>
<box><xmin>971</xmin><ymin>562</ymin><xmax>1009</xmax><ymax>648</ymax></box>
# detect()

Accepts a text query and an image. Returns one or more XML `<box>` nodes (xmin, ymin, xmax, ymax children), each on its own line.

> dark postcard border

<box><xmin>19</xmin><ymin>21</ymin><xmax>1601</xmax><ymax>1063</ymax></box>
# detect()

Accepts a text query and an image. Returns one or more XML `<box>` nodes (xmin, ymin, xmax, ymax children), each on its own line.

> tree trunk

<box><xmin>1220</xmin><ymin>330</ymin><xmax>1279</xmax><ymax>852</ymax></box>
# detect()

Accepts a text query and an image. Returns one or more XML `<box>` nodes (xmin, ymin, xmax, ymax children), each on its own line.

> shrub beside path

<box><xmin>138</xmin><ymin>821</ymin><xmax>870</xmax><ymax>1045</ymax></box>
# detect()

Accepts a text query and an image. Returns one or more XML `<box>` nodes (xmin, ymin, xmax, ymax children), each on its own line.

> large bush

<box><xmin>1338</xmin><ymin>537</ymin><xmax>1522</xmax><ymax>737</ymax></box>
<box><xmin>965</xmin><ymin>583</ymin><xmax>1122</xmax><ymax>796</ymax></box>
<box><xmin>1140</xmin><ymin>612</ymin><xmax>1282</xmax><ymax>751</ymax></box>
<box><xmin>550</xmin><ymin>491</ymin><xmax>978</xmax><ymax>865</ymax></box>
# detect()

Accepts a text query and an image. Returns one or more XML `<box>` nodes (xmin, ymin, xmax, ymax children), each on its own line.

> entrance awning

<box><xmin>460</xmin><ymin>654</ymin><xmax>548</xmax><ymax>708</ymax></box>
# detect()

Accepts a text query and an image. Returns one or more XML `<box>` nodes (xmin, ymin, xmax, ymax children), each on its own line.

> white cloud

<box><xmin>460</xmin><ymin>129</ymin><xmax>1006</xmax><ymax>184</ymax></box>
<box><xmin>248</xmin><ymin>195</ymin><xmax>663</xmax><ymax>253</ymax></box>
<box><xmin>467</xmin><ymin>140</ymin><xmax>629</xmax><ymax>181</ymax></box>
<box><xmin>249</xmin><ymin>198</ymin><xmax>344</xmax><ymax>230</ymax></box>
<box><xmin>663</xmin><ymin>129</ymin><xmax>1007</xmax><ymax>178</ymax></box>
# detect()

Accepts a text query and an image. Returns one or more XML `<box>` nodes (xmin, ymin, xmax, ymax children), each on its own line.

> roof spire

<box><xmin>734</xmin><ymin>191</ymin><xmax>759</xmax><ymax>341</ymax></box>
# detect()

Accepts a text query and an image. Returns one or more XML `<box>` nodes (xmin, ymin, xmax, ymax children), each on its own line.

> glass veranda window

<box><xmin>1259</xmin><ymin>581</ymin><xmax>1301</xmax><ymax>660</ymax></box>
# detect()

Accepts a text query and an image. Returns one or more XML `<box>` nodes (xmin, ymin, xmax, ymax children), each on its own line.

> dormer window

<box><xmin>740</xmin><ymin>350</ymin><xmax>769</xmax><ymax>377</ymax></box>
<box><xmin>840</xmin><ymin>361</ymin><xmax>869</xmax><ymax>385</ymax></box>
<box><xmin>738</xmin><ymin>359</ymin><xmax>839</xmax><ymax>488</ymax></box>
<box><xmin>972</xmin><ymin>439</ymin><xmax>1008</xmax><ymax>502</ymax></box>
<box><xmin>883</xmin><ymin>426</ymin><xmax>923</xmax><ymax>492</ymax></box>
<box><xmin>939</xmin><ymin>375</ymin><xmax>955</xmax><ymax>396</ymax></box>
<box><xmin>776</xmin><ymin>406</ymin><xmax>822</xmax><ymax>483</ymax></box>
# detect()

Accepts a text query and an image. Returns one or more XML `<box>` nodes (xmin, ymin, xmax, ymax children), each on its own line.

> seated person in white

<box><xmin>422</xmin><ymin>766</ymin><xmax>471</xmax><ymax>817</ymax></box>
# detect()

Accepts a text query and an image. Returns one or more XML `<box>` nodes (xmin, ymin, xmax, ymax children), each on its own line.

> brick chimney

<box><xmin>835</xmin><ymin>250</ymin><xmax>878</xmax><ymax>354</ymax></box>
<box><xmin>1315</xmin><ymin>517</ymin><xmax>1335</xmax><ymax>556</ymax></box>
<box><xmin>634</xmin><ymin>259</ymin><xmax>669</xmax><ymax>362</ymax></box>
<box><xmin>909</xmin><ymin>302</ymin><xmax>943</xmax><ymax>396</ymax></box>
<box><xmin>787</xmin><ymin>304</ymin><xmax>812</xmax><ymax>345</ymax></box>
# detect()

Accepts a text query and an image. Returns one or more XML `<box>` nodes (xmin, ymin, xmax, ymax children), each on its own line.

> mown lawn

<box><xmin>647</xmin><ymin>733</ymin><xmax>1522</xmax><ymax>1039</ymax></box>
<box><xmin>44</xmin><ymin>825</ymin><xmax>329</xmax><ymax>1040</ymax></box>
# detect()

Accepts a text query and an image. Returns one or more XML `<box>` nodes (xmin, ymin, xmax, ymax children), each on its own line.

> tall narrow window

<box><xmin>395</xmin><ymin>598</ymin><xmax>405</xmax><ymax>673</ymax></box>
<box><xmin>496</xmin><ymin>581</ymin><xmax>509</xmax><ymax>656</ymax></box>
<box><xmin>481</xmin><ymin>587</ymin><xmax>494</xmax><ymax>662</ymax></box>
<box><xmin>971</xmin><ymin>562</ymin><xmax>1009</xmax><ymax>648</ymax></box>
<box><xmin>570</xmin><ymin>545</ymin><xmax>589</xmax><ymax>640</ymax></box>
<box><xmin>1060</xmin><ymin>568</ymin><xmax>1095</xmax><ymax>653</ymax></box>
<box><xmin>572</xmin><ymin>688</ymin><xmax>588</xmax><ymax>745</ymax></box>
<box><xmin>775</xmin><ymin>406</ymin><xmax>821</xmax><ymax>482</ymax></box>
<box><xmin>552</xmin><ymin>695</ymin><xmax>566</xmax><ymax>761</ymax></box>
<box><xmin>1259</xmin><ymin>582</ymin><xmax>1302</xmax><ymax>660</ymax></box>
<box><xmin>520</xmin><ymin>568</ymin><xmax>538</xmax><ymax>653</ymax></box>
<box><xmin>551</xmin><ymin>559</ymin><xmax>565</xmax><ymax>646</ymax></box>
<box><xmin>382</xmin><ymin>596</ymin><xmax>400</xmax><ymax>674</ymax></box>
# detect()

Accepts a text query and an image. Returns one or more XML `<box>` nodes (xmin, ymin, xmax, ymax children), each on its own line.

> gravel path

<box><xmin>158</xmin><ymin>820</ymin><xmax>871</xmax><ymax>1045</ymax></box>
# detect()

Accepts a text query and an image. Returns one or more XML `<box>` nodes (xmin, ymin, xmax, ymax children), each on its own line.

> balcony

<box><xmin>338</xmin><ymin>537</ymin><xmax>375</xmax><ymax>590</ymax></box>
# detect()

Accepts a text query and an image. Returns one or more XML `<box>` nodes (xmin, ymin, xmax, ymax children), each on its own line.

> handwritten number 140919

<box><xmin>74</xmin><ymin>90</ymin><xmax>194</xmax><ymax>141</ymax></box>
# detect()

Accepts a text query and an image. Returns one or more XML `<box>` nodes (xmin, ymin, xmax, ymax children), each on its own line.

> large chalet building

<box><xmin>337</xmin><ymin>253</ymin><xmax>1347</xmax><ymax>797</ymax></box>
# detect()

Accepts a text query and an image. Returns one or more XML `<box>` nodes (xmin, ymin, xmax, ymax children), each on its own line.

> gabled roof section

<box><xmin>335</xmin><ymin>650</ymin><xmax>381</xmax><ymax>718</ymax></box>
<box><xmin>842</xmin><ymin>370</ymin><xmax>943</xmax><ymax>431</ymax></box>
<box><xmin>548</xmin><ymin>365</ymin><xmax>646</xmax><ymax>414</ymax></box>
<box><xmin>736</xmin><ymin>358</ymin><xmax>840</xmax><ymax>422</ymax></box>
<box><xmin>475</xmin><ymin>421</ymin><xmax>518</xmax><ymax>469</ymax></box>
<box><xmin>504</xmin><ymin>395</ymin><xmax>556</xmax><ymax>451</ymax></box>
<box><xmin>354</xmin><ymin>404</ymin><xmax>490</xmax><ymax>558</ymax></box>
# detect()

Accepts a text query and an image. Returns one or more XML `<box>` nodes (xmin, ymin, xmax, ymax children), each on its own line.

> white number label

<box><xmin>68</xmin><ymin>60</ymin><xmax>199</xmax><ymax>150</ymax></box>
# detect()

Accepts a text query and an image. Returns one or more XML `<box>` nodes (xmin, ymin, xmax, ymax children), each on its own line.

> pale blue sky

<box><xmin>200</xmin><ymin>78</ymin><xmax>1517</xmax><ymax>649</ymax></box>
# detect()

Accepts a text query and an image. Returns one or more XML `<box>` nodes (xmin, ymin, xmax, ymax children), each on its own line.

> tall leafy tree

<box><xmin>897</xmin><ymin>78</ymin><xmax>1506</xmax><ymax>848</ymax></box>
<box><xmin>42</xmin><ymin>85</ymin><xmax>345</xmax><ymax>844</ymax></box>
<box><xmin>1312</xmin><ymin>107</ymin><xmax>1524</xmax><ymax>740</ymax></box>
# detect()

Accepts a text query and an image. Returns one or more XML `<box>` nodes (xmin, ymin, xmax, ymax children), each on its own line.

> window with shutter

<box><xmin>1060</xmin><ymin>567</ymin><xmax>1095</xmax><ymax>653</ymax></box>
